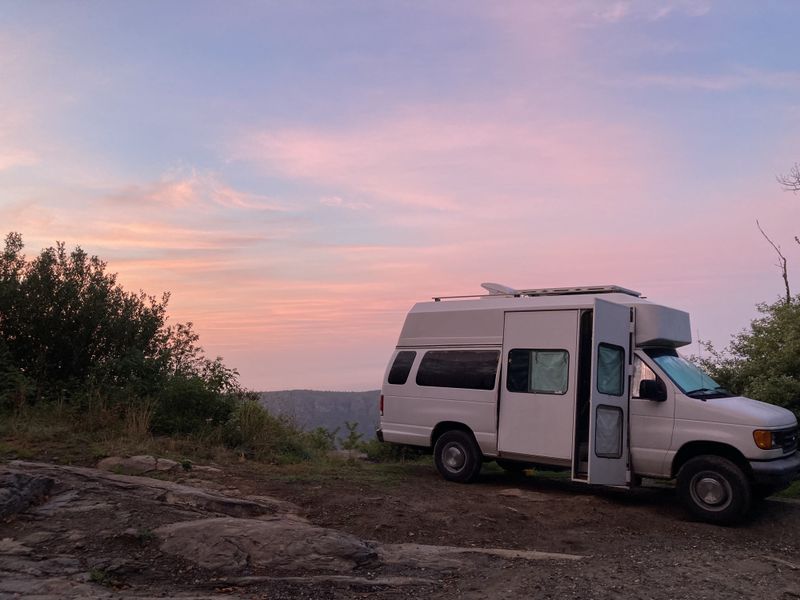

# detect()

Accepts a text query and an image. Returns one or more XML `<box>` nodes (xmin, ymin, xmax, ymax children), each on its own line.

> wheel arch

<box><xmin>671</xmin><ymin>441</ymin><xmax>752</xmax><ymax>480</ymax></box>
<box><xmin>431</xmin><ymin>421</ymin><xmax>477</xmax><ymax>449</ymax></box>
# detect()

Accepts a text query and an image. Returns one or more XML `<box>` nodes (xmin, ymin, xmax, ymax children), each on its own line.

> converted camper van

<box><xmin>377</xmin><ymin>284</ymin><xmax>800</xmax><ymax>524</ymax></box>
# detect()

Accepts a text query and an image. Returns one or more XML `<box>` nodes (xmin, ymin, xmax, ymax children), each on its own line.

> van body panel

<box><xmin>378</xmin><ymin>422</ymin><xmax>430</xmax><ymax>447</ymax></box>
<box><xmin>634</xmin><ymin>304</ymin><xmax>691</xmax><ymax>348</ymax></box>
<box><xmin>381</xmin><ymin>347</ymin><xmax>500</xmax><ymax>455</ymax></box>
<box><xmin>629</xmin><ymin>395</ymin><xmax>675</xmax><ymax>477</ymax></box>
<box><xmin>629</xmin><ymin>351</ymin><xmax>676</xmax><ymax>478</ymax></box>
<box><xmin>398</xmin><ymin>294</ymin><xmax>691</xmax><ymax>350</ymax></box>
<box><xmin>497</xmin><ymin>310</ymin><xmax>579</xmax><ymax>460</ymax></box>
<box><xmin>675</xmin><ymin>395</ymin><xmax>796</xmax><ymax>429</ymax></box>
<box><xmin>398</xmin><ymin>306</ymin><xmax>504</xmax><ymax>347</ymax></box>
<box><xmin>669</xmin><ymin>419</ymin><xmax>774</xmax><ymax>461</ymax></box>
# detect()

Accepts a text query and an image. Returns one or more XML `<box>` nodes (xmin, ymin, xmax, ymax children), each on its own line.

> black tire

<box><xmin>677</xmin><ymin>455</ymin><xmax>752</xmax><ymax>524</ymax></box>
<box><xmin>434</xmin><ymin>430</ymin><xmax>482</xmax><ymax>483</ymax></box>
<box><xmin>496</xmin><ymin>459</ymin><xmax>529</xmax><ymax>473</ymax></box>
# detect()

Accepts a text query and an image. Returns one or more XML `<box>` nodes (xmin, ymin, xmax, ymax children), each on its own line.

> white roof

<box><xmin>397</xmin><ymin>292</ymin><xmax>691</xmax><ymax>349</ymax></box>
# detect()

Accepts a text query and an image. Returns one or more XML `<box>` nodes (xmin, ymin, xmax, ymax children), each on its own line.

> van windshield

<box><xmin>644</xmin><ymin>349</ymin><xmax>732</xmax><ymax>399</ymax></box>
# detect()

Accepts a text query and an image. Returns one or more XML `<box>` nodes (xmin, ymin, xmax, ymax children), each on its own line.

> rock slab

<box><xmin>0</xmin><ymin>473</ymin><xmax>54</xmax><ymax>519</ymax></box>
<box><xmin>156</xmin><ymin>516</ymin><xmax>378</xmax><ymax>573</ymax></box>
<box><xmin>96</xmin><ymin>455</ymin><xmax>180</xmax><ymax>474</ymax></box>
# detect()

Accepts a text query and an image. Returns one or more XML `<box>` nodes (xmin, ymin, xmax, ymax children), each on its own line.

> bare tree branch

<box><xmin>757</xmin><ymin>219</ymin><xmax>791</xmax><ymax>304</ymax></box>
<box><xmin>777</xmin><ymin>163</ymin><xmax>800</xmax><ymax>193</ymax></box>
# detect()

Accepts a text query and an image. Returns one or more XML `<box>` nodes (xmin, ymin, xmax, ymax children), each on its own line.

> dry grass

<box><xmin>0</xmin><ymin>396</ymin><xmax>329</xmax><ymax>468</ymax></box>
<box><xmin>0</xmin><ymin>400</ymin><xmax>232</xmax><ymax>466</ymax></box>
<box><xmin>124</xmin><ymin>398</ymin><xmax>156</xmax><ymax>440</ymax></box>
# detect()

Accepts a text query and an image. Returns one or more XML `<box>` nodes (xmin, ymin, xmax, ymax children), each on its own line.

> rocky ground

<box><xmin>1</xmin><ymin>457</ymin><xmax>799</xmax><ymax>599</ymax></box>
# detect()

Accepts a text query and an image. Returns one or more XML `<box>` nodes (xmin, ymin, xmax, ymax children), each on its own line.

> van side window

<box><xmin>416</xmin><ymin>350</ymin><xmax>500</xmax><ymax>390</ymax></box>
<box><xmin>597</xmin><ymin>343</ymin><xmax>625</xmax><ymax>396</ymax></box>
<box><xmin>507</xmin><ymin>349</ymin><xmax>569</xmax><ymax>394</ymax></box>
<box><xmin>388</xmin><ymin>351</ymin><xmax>416</xmax><ymax>385</ymax></box>
<box><xmin>632</xmin><ymin>356</ymin><xmax>660</xmax><ymax>398</ymax></box>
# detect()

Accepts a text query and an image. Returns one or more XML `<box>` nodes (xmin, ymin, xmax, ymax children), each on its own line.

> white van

<box><xmin>377</xmin><ymin>284</ymin><xmax>800</xmax><ymax>523</ymax></box>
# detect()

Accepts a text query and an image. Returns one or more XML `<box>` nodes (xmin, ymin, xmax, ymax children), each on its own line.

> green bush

<box><xmin>698</xmin><ymin>296</ymin><xmax>800</xmax><ymax>419</ymax></box>
<box><xmin>222</xmin><ymin>399</ymin><xmax>326</xmax><ymax>463</ymax></box>
<box><xmin>305</xmin><ymin>426</ymin><xmax>337</xmax><ymax>453</ymax></box>
<box><xmin>0</xmin><ymin>337</ymin><xmax>28</xmax><ymax>410</ymax></box>
<box><xmin>0</xmin><ymin>232</ymin><xmax>245</xmax><ymax>407</ymax></box>
<box><xmin>151</xmin><ymin>375</ymin><xmax>237</xmax><ymax>435</ymax></box>
<box><xmin>0</xmin><ymin>233</ymin><xmax>332</xmax><ymax>466</ymax></box>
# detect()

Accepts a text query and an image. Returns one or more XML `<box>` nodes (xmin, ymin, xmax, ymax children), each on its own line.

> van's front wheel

<box><xmin>434</xmin><ymin>430</ymin><xmax>482</xmax><ymax>483</ymax></box>
<box><xmin>677</xmin><ymin>455</ymin><xmax>751</xmax><ymax>524</ymax></box>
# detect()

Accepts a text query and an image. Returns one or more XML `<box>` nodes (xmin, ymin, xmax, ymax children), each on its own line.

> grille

<box><xmin>774</xmin><ymin>427</ymin><xmax>798</xmax><ymax>454</ymax></box>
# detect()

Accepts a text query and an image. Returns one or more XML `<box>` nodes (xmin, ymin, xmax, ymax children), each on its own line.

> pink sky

<box><xmin>1</xmin><ymin>2</ymin><xmax>799</xmax><ymax>389</ymax></box>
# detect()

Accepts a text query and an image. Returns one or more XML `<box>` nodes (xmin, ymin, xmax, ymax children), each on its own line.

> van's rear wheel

<box><xmin>434</xmin><ymin>430</ymin><xmax>482</xmax><ymax>483</ymax></box>
<box><xmin>677</xmin><ymin>455</ymin><xmax>751</xmax><ymax>524</ymax></box>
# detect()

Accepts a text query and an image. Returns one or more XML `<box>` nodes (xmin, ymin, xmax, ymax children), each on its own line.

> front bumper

<box><xmin>749</xmin><ymin>451</ymin><xmax>800</xmax><ymax>486</ymax></box>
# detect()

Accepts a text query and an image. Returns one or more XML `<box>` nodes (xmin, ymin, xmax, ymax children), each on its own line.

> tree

<box><xmin>756</xmin><ymin>220</ymin><xmax>791</xmax><ymax>305</ymax></box>
<box><xmin>697</xmin><ymin>297</ymin><xmax>800</xmax><ymax>419</ymax></box>
<box><xmin>339</xmin><ymin>421</ymin><xmax>363</xmax><ymax>456</ymax></box>
<box><xmin>0</xmin><ymin>233</ymin><xmax>244</xmax><ymax>424</ymax></box>
<box><xmin>696</xmin><ymin>164</ymin><xmax>800</xmax><ymax>418</ymax></box>
<box><xmin>778</xmin><ymin>163</ymin><xmax>800</xmax><ymax>193</ymax></box>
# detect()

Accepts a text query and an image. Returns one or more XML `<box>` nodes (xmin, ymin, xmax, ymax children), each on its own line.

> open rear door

<box><xmin>588</xmin><ymin>298</ymin><xmax>632</xmax><ymax>486</ymax></box>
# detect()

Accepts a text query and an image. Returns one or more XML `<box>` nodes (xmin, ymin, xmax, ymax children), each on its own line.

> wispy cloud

<box><xmin>234</xmin><ymin>106</ymin><xmax>656</xmax><ymax>220</ymax></box>
<box><xmin>320</xmin><ymin>196</ymin><xmax>371</xmax><ymax>210</ymax></box>
<box><xmin>629</xmin><ymin>67</ymin><xmax>800</xmax><ymax>92</ymax></box>
<box><xmin>107</xmin><ymin>170</ymin><xmax>288</xmax><ymax>212</ymax></box>
<box><xmin>595</xmin><ymin>0</ymin><xmax>711</xmax><ymax>23</ymax></box>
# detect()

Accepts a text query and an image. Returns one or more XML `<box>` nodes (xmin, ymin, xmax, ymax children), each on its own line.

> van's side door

<box><xmin>587</xmin><ymin>298</ymin><xmax>632</xmax><ymax>486</ymax></box>
<box><xmin>497</xmin><ymin>310</ymin><xmax>579</xmax><ymax>462</ymax></box>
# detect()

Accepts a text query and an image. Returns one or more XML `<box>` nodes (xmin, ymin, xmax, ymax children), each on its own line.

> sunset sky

<box><xmin>2</xmin><ymin>1</ymin><xmax>799</xmax><ymax>390</ymax></box>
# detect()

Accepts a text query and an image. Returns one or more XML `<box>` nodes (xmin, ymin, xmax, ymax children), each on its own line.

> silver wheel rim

<box><xmin>689</xmin><ymin>471</ymin><xmax>732</xmax><ymax>512</ymax></box>
<box><xmin>442</xmin><ymin>443</ymin><xmax>466</xmax><ymax>473</ymax></box>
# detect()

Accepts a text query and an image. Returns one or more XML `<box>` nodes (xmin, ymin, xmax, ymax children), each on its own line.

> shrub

<box><xmin>222</xmin><ymin>399</ymin><xmax>322</xmax><ymax>462</ymax></box>
<box><xmin>151</xmin><ymin>375</ymin><xmax>237</xmax><ymax>435</ymax></box>
<box><xmin>698</xmin><ymin>296</ymin><xmax>800</xmax><ymax>418</ymax></box>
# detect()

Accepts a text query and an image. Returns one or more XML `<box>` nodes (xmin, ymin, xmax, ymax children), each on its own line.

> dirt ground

<box><xmin>2</xmin><ymin>458</ymin><xmax>800</xmax><ymax>599</ymax></box>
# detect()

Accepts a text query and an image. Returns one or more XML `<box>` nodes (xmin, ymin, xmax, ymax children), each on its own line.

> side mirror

<box><xmin>639</xmin><ymin>379</ymin><xmax>667</xmax><ymax>402</ymax></box>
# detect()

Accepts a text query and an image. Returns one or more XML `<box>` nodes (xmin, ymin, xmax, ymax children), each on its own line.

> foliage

<box><xmin>697</xmin><ymin>296</ymin><xmax>800</xmax><ymax>418</ymax></box>
<box><xmin>307</xmin><ymin>426</ymin><xmax>338</xmax><ymax>452</ymax></box>
<box><xmin>0</xmin><ymin>232</ymin><xmax>244</xmax><ymax>406</ymax></box>
<box><xmin>222</xmin><ymin>398</ymin><xmax>334</xmax><ymax>462</ymax></box>
<box><xmin>339</xmin><ymin>420</ymin><xmax>363</xmax><ymax>452</ymax></box>
<box><xmin>0</xmin><ymin>232</ymin><xmax>397</xmax><ymax>467</ymax></box>
<box><xmin>0</xmin><ymin>232</ymin><xmax>250</xmax><ymax>439</ymax></box>
<box><xmin>0</xmin><ymin>336</ymin><xmax>28</xmax><ymax>410</ymax></box>
<box><xmin>151</xmin><ymin>375</ymin><xmax>238</xmax><ymax>435</ymax></box>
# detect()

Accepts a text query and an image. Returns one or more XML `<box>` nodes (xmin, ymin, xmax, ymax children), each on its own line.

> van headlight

<box><xmin>753</xmin><ymin>429</ymin><xmax>778</xmax><ymax>450</ymax></box>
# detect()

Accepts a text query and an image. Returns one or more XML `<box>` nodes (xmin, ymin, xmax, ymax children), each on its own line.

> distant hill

<box><xmin>258</xmin><ymin>390</ymin><xmax>381</xmax><ymax>441</ymax></box>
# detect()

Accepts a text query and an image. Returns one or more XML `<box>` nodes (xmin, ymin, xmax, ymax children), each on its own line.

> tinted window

<box><xmin>597</xmin><ymin>343</ymin><xmax>624</xmax><ymax>396</ymax></box>
<box><xmin>507</xmin><ymin>349</ymin><xmax>569</xmax><ymax>394</ymax></box>
<box><xmin>387</xmin><ymin>351</ymin><xmax>416</xmax><ymax>385</ymax></box>
<box><xmin>416</xmin><ymin>350</ymin><xmax>500</xmax><ymax>390</ymax></box>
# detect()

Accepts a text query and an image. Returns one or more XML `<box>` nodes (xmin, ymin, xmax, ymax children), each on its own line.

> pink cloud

<box><xmin>233</xmin><ymin>107</ymin><xmax>658</xmax><ymax>220</ymax></box>
<box><xmin>108</xmin><ymin>170</ymin><xmax>288</xmax><ymax>212</ymax></box>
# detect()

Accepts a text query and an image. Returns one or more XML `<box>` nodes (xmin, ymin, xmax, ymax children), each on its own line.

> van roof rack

<box><xmin>432</xmin><ymin>284</ymin><xmax>641</xmax><ymax>302</ymax></box>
